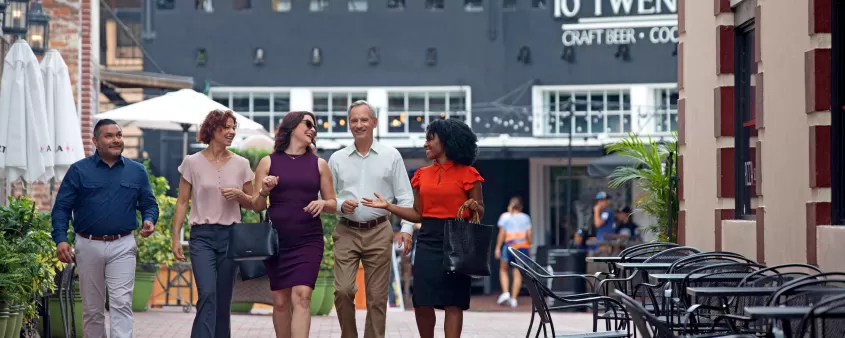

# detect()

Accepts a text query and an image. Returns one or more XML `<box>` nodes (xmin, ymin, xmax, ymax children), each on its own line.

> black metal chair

<box><xmin>56</xmin><ymin>263</ymin><xmax>78</xmax><ymax>338</ymax></box>
<box><xmin>513</xmin><ymin>260</ymin><xmax>630</xmax><ymax>338</ymax></box>
<box><xmin>614</xmin><ymin>290</ymin><xmax>754</xmax><ymax>338</ymax></box>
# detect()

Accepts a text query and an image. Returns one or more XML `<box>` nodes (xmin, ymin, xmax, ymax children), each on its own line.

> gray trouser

<box><xmin>190</xmin><ymin>224</ymin><xmax>237</xmax><ymax>338</ymax></box>
<box><xmin>74</xmin><ymin>235</ymin><xmax>137</xmax><ymax>338</ymax></box>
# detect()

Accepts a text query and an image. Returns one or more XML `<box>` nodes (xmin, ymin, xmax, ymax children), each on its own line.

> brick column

<box><xmin>714</xmin><ymin>0</ymin><xmax>736</xmax><ymax>249</ymax></box>
<box><xmin>806</xmin><ymin>0</ymin><xmax>832</xmax><ymax>265</ymax></box>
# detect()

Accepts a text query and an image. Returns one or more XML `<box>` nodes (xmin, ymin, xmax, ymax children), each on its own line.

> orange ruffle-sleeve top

<box><xmin>411</xmin><ymin>160</ymin><xmax>484</xmax><ymax>219</ymax></box>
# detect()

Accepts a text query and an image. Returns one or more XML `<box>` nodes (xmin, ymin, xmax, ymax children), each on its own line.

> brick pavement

<box><xmin>132</xmin><ymin>307</ymin><xmax>598</xmax><ymax>337</ymax></box>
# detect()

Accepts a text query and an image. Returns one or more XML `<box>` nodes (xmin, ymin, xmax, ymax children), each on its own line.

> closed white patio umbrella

<box><xmin>0</xmin><ymin>40</ymin><xmax>54</xmax><ymax>201</ymax></box>
<box><xmin>95</xmin><ymin>88</ymin><xmax>270</xmax><ymax>157</ymax></box>
<box><xmin>42</xmin><ymin>49</ymin><xmax>85</xmax><ymax>181</ymax></box>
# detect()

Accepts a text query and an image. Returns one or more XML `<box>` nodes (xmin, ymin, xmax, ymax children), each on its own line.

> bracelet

<box><xmin>259</xmin><ymin>189</ymin><xmax>270</xmax><ymax>197</ymax></box>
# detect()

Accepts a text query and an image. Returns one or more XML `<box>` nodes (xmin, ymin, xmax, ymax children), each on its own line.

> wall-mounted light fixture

<box><xmin>560</xmin><ymin>46</ymin><xmax>575</xmax><ymax>63</ymax></box>
<box><xmin>254</xmin><ymin>47</ymin><xmax>264</xmax><ymax>65</ymax></box>
<box><xmin>367</xmin><ymin>46</ymin><xmax>379</xmax><ymax>66</ymax></box>
<box><xmin>26</xmin><ymin>1</ymin><xmax>49</xmax><ymax>56</ymax></box>
<box><xmin>615</xmin><ymin>44</ymin><xmax>630</xmax><ymax>61</ymax></box>
<box><xmin>196</xmin><ymin>48</ymin><xmax>208</xmax><ymax>66</ymax></box>
<box><xmin>2</xmin><ymin>0</ymin><xmax>30</xmax><ymax>36</ymax></box>
<box><xmin>426</xmin><ymin>47</ymin><xmax>437</xmax><ymax>66</ymax></box>
<box><xmin>517</xmin><ymin>46</ymin><xmax>531</xmax><ymax>65</ymax></box>
<box><xmin>311</xmin><ymin>47</ymin><xmax>322</xmax><ymax>65</ymax></box>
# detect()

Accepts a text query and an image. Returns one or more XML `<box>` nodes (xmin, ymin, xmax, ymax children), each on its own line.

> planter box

<box><xmin>37</xmin><ymin>298</ymin><xmax>84</xmax><ymax>338</ymax></box>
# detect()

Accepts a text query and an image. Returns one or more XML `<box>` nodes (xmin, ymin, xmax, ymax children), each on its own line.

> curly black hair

<box><xmin>426</xmin><ymin>118</ymin><xmax>478</xmax><ymax>166</ymax></box>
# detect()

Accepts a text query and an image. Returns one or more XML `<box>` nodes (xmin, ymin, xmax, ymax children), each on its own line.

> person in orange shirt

<box><xmin>362</xmin><ymin>118</ymin><xmax>484</xmax><ymax>338</ymax></box>
<box><xmin>494</xmin><ymin>196</ymin><xmax>532</xmax><ymax>308</ymax></box>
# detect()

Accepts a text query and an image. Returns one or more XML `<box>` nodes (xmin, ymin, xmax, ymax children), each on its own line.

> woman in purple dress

<box><xmin>247</xmin><ymin>111</ymin><xmax>337</xmax><ymax>338</ymax></box>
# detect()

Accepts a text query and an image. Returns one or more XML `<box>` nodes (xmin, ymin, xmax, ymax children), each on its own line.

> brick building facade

<box><xmin>678</xmin><ymin>0</ymin><xmax>844</xmax><ymax>270</ymax></box>
<box><xmin>2</xmin><ymin>0</ymin><xmax>98</xmax><ymax>209</ymax></box>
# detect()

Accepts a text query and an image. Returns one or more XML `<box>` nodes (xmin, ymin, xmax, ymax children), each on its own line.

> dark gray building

<box><xmin>132</xmin><ymin>0</ymin><xmax>678</xmax><ymax>271</ymax></box>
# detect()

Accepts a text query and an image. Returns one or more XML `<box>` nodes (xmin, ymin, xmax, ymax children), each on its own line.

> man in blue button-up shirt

<box><xmin>51</xmin><ymin>119</ymin><xmax>158</xmax><ymax>338</ymax></box>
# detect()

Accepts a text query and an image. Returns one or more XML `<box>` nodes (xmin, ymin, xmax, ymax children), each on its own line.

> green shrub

<box><xmin>0</xmin><ymin>196</ymin><xmax>61</xmax><ymax>321</ymax></box>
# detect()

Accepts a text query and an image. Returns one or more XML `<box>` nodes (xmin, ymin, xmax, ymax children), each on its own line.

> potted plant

<box><xmin>0</xmin><ymin>196</ymin><xmax>61</xmax><ymax>337</ymax></box>
<box><xmin>606</xmin><ymin>133</ymin><xmax>679</xmax><ymax>242</ymax></box>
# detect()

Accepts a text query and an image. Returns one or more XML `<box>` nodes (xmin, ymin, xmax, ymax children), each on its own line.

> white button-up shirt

<box><xmin>328</xmin><ymin>141</ymin><xmax>416</xmax><ymax>235</ymax></box>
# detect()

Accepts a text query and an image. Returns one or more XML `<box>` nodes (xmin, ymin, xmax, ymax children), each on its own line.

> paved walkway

<box><xmin>133</xmin><ymin>308</ymin><xmax>598</xmax><ymax>337</ymax></box>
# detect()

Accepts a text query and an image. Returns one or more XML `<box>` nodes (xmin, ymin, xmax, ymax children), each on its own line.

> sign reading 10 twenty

<box><xmin>554</xmin><ymin>0</ymin><xmax>679</xmax><ymax>47</ymax></box>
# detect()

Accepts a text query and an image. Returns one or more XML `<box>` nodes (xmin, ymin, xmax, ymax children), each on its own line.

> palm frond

<box><xmin>605</xmin><ymin>133</ymin><xmax>678</xmax><ymax>242</ymax></box>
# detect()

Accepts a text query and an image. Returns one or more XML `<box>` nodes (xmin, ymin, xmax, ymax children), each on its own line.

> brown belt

<box><xmin>341</xmin><ymin>215</ymin><xmax>389</xmax><ymax>229</ymax></box>
<box><xmin>77</xmin><ymin>232</ymin><xmax>132</xmax><ymax>242</ymax></box>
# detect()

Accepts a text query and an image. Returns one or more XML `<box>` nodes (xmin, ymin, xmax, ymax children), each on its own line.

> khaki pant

<box><xmin>333</xmin><ymin>221</ymin><xmax>393</xmax><ymax>338</ymax></box>
<box><xmin>74</xmin><ymin>235</ymin><xmax>137</xmax><ymax>338</ymax></box>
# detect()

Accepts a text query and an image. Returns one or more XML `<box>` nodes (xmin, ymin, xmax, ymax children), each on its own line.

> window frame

<box><xmin>654</xmin><ymin>88</ymin><xmax>679</xmax><ymax>134</ymax></box>
<box><xmin>207</xmin><ymin>90</ymin><xmax>291</xmax><ymax>134</ymax></box>
<box><xmin>542</xmin><ymin>88</ymin><xmax>633</xmax><ymax>137</ymax></box>
<box><xmin>733</xmin><ymin>21</ymin><xmax>756</xmax><ymax>220</ymax></box>
<box><xmin>832</xmin><ymin>0</ymin><xmax>845</xmax><ymax>225</ymax></box>
<box><xmin>385</xmin><ymin>90</ymin><xmax>471</xmax><ymax>135</ymax></box>
<box><xmin>311</xmin><ymin>91</ymin><xmax>368</xmax><ymax>136</ymax></box>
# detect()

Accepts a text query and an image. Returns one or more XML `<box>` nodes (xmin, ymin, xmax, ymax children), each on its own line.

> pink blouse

<box><xmin>178</xmin><ymin>153</ymin><xmax>254</xmax><ymax>226</ymax></box>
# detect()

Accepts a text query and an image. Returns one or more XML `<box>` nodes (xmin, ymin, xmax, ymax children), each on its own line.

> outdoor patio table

<box><xmin>615</xmin><ymin>262</ymin><xmax>672</xmax><ymax>271</ymax></box>
<box><xmin>686</xmin><ymin>285</ymin><xmax>829</xmax><ymax>297</ymax></box>
<box><xmin>648</xmin><ymin>272</ymin><xmax>755</xmax><ymax>284</ymax></box>
<box><xmin>686</xmin><ymin>287</ymin><xmax>780</xmax><ymax>297</ymax></box>
<box><xmin>743</xmin><ymin>306</ymin><xmax>845</xmax><ymax>319</ymax></box>
<box><xmin>586</xmin><ymin>256</ymin><xmax>624</xmax><ymax>263</ymax></box>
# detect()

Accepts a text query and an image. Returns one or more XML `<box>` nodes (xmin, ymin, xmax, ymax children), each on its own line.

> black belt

<box><xmin>341</xmin><ymin>215</ymin><xmax>389</xmax><ymax>229</ymax></box>
<box><xmin>76</xmin><ymin>232</ymin><xmax>132</xmax><ymax>242</ymax></box>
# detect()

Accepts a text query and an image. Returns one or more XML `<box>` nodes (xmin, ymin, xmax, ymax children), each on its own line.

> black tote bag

<box><xmin>442</xmin><ymin>205</ymin><xmax>497</xmax><ymax>278</ymax></box>
<box><xmin>237</xmin><ymin>260</ymin><xmax>268</xmax><ymax>281</ymax></box>
<box><xmin>227</xmin><ymin>212</ymin><xmax>279</xmax><ymax>261</ymax></box>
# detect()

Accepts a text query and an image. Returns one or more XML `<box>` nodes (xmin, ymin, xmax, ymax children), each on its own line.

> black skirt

<box><xmin>412</xmin><ymin>218</ymin><xmax>472</xmax><ymax>310</ymax></box>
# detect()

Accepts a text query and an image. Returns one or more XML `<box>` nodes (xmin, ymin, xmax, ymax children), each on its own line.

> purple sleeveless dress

<box><xmin>263</xmin><ymin>151</ymin><xmax>324</xmax><ymax>290</ymax></box>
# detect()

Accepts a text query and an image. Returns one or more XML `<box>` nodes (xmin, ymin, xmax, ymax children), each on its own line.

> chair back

<box><xmin>510</xmin><ymin>261</ymin><xmax>556</xmax><ymax>327</ymax></box>
<box><xmin>739</xmin><ymin>264</ymin><xmax>823</xmax><ymax>288</ymax></box>
<box><xmin>620</xmin><ymin>242</ymin><xmax>681</xmax><ymax>262</ymax></box>
<box><xmin>509</xmin><ymin>246</ymin><xmax>599</xmax><ymax>293</ymax></box>
<box><xmin>668</xmin><ymin>252</ymin><xmax>755</xmax><ymax>273</ymax></box>
<box><xmin>642</xmin><ymin>246</ymin><xmax>701</xmax><ymax>264</ymax></box>
<box><xmin>614</xmin><ymin>290</ymin><xmax>675</xmax><ymax>338</ymax></box>
<box><xmin>796</xmin><ymin>292</ymin><xmax>845</xmax><ymax>338</ymax></box>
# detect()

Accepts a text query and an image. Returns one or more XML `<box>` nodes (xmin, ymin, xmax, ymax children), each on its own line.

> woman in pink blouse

<box><xmin>171</xmin><ymin>109</ymin><xmax>256</xmax><ymax>338</ymax></box>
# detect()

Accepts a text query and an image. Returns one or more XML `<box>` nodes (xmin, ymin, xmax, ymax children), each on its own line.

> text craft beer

<box><xmin>562</xmin><ymin>26</ymin><xmax>678</xmax><ymax>46</ymax></box>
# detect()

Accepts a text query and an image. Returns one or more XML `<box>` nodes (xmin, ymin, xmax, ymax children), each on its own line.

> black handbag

<box><xmin>442</xmin><ymin>205</ymin><xmax>497</xmax><ymax>278</ymax></box>
<box><xmin>237</xmin><ymin>260</ymin><xmax>267</xmax><ymax>282</ymax></box>
<box><xmin>227</xmin><ymin>212</ymin><xmax>279</xmax><ymax>261</ymax></box>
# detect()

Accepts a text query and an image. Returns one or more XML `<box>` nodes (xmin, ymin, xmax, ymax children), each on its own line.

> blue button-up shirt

<box><xmin>51</xmin><ymin>152</ymin><xmax>159</xmax><ymax>244</ymax></box>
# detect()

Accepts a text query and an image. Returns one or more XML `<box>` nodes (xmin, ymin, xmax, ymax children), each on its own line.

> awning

<box><xmin>100</xmin><ymin>68</ymin><xmax>194</xmax><ymax>89</ymax></box>
<box><xmin>587</xmin><ymin>153</ymin><xmax>642</xmax><ymax>177</ymax></box>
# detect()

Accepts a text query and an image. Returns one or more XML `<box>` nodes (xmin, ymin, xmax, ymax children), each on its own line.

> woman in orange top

<box><xmin>363</xmin><ymin>118</ymin><xmax>484</xmax><ymax>338</ymax></box>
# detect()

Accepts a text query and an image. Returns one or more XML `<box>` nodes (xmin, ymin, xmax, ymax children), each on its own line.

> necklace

<box><xmin>284</xmin><ymin>150</ymin><xmax>305</xmax><ymax>160</ymax></box>
<box><xmin>285</xmin><ymin>153</ymin><xmax>302</xmax><ymax>160</ymax></box>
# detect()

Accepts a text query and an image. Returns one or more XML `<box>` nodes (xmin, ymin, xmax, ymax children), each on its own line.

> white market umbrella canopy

<box><xmin>95</xmin><ymin>88</ymin><xmax>270</xmax><ymax>156</ymax></box>
<box><xmin>0</xmin><ymin>40</ymin><xmax>54</xmax><ymax>190</ymax></box>
<box><xmin>42</xmin><ymin>49</ymin><xmax>85</xmax><ymax>181</ymax></box>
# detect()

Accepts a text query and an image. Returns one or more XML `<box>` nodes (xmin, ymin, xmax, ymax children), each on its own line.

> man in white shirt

<box><xmin>328</xmin><ymin>100</ymin><xmax>415</xmax><ymax>338</ymax></box>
